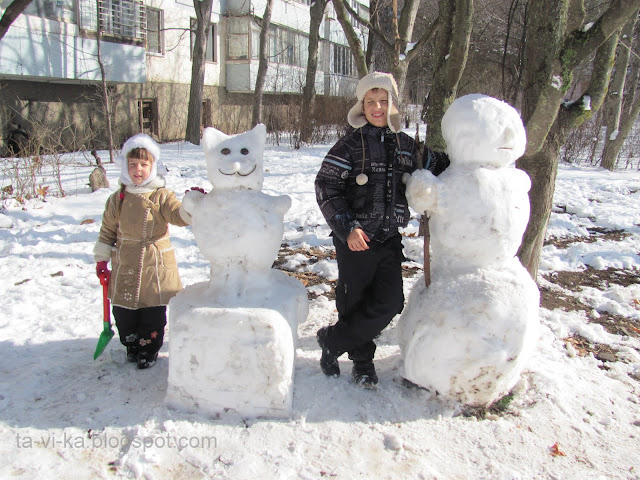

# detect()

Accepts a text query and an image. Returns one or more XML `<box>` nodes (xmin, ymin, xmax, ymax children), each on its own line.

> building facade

<box><xmin>0</xmin><ymin>0</ymin><xmax>366</xmax><ymax>152</ymax></box>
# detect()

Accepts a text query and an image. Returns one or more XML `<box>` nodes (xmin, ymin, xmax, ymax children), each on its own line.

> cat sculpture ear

<box><xmin>202</xmin><ymin>124</ymin><xmax>267</xmax><ymax>191</ymax></box>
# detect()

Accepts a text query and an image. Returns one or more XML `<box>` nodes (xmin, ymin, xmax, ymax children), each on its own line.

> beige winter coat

<box><xmin>94</xmin><ymin>181</ymin><xmax>191</xmax><ymax>309</ymax></box>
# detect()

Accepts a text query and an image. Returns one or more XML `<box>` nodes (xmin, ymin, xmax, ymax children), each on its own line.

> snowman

<box><xmin>165</xmin><ymin>124</ymin><xmax>309</xmax><ymax>418</ymax></box>
<box><xmin>399</xmin><ymin>94</ymin><xmax>540</xmax><ymax>407</ymax></box>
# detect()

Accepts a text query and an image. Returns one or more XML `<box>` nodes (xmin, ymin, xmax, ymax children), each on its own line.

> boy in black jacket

<box><xmin>315</xmin><ymin>71</ymin><xmax>449</xmax><ymax>388</ymax></box>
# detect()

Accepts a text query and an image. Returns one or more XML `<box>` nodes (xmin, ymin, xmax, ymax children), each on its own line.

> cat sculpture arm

<box><xmin>273</xmin><ymin>194</ymin><xmax>292</xmax><ymax>217</ymax></box>
<box><xmin>180</xmin><ymin>187</ymin><xmax>207</xmax><ymax>222</ymax></box>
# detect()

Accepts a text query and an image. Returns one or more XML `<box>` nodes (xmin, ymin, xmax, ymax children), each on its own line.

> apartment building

<box><xmin>0</xmin><ymin>0</ymin><xmax>366</xmax><ymax>151</ymax></box>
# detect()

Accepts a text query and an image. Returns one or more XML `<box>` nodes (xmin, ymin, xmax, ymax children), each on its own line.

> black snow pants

<box><xmin>112</xmin><ymin>306</ymin><xmax>167</xmax><ymax>356</ymax></box>
<box><xmin>325</xmin><ymin>234</ymin><xmax>405</xmax><ymax>362</ymax></box>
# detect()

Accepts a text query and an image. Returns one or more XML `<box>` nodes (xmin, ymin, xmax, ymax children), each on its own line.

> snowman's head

<box><xmin>442</xmin><ymin>94</ymin><xmax>526</xmax><ymax>168</ymax></box>
<box><xmin>202</xmin><ymin>124</ymin><xmax>266</xmax><ymax>190</ymax></box>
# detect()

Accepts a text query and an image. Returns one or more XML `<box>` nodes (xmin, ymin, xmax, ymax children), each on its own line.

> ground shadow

<box><xmin>0</xmin><ymin>334</ymin><xmax>451</xmax><ymax>434</ymax></box>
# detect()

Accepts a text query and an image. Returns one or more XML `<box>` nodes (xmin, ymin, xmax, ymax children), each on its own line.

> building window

<box><xmin>191</xmin><ymin>19</ymin><xmax>217</xmax><ymax>63</ymax></box>
<box><xmin>268</xmin><ymin>25</ymin><xmax>308</xmax><ymax>68</ymax></box>
<box><xmin>42</xmin><ymin>0</ymin><xmax>76</xmax><ymax>23</ymax></box>
<box><xmin>77</xmin><ymin>0</ymin><xmax>145</xmax><ymax>43</ymax></box>
<box><xmin>138</xmin><ymin>99</ymin><xmax>158</xmax><ymax>136</ymax></box>
<box><xmin>146</xmin><ymin>7</ymin><xmax>163</xmax><ymax>54</ymax></box>
<box><xmin>332</xmin><ymin>43</ymin><xmax>355</xmax><ymax>77</ymax></box>
<box><xmin>98</xmin><ymin>0</ymin><xmax>145</xmax><ymax>40</ymax></box>
<box><xmin>227</xmin><ymin>17</ymin><xmax>249</xmax><ymax>60</ymax></box>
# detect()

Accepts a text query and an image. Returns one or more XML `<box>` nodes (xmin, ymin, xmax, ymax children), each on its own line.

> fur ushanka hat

<box><xmin>116</xmin><ymin>133</ymin><xmax>167</xmax><ymax>186</ymax></box>
<box><xmin>347</xmin><ymin>71</ymin><xmax>402</xmax><ymax>133</ymax></box>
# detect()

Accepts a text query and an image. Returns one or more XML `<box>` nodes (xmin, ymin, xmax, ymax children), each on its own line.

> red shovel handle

<box><xmin>99</xmin><ymin>271</ymin><xmax>111</xmax><ymax>323</ymax></box>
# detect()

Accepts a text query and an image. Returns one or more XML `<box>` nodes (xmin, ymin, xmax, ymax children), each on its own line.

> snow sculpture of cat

<box><xmin>166</xmin><ymin>124</ymin><xmax>308</xmax><ymax>418</ymax></box>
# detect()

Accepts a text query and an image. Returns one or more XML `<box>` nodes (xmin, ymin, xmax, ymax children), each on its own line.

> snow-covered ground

<box><xmin>0</xmin><ymin>137</ymin><xmax>639</xmax><ymax>479</ymax></box>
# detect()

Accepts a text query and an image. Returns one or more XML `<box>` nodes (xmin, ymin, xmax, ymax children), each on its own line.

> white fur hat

<box><xmin>116</xmin><ymin>133</ymin><xmax>167</xmax><ymax>186</ymax></box>
<box><xmin>347</xmin><ymin>71</ymin><xmax>402</xmax><ymax>133</ymax></box>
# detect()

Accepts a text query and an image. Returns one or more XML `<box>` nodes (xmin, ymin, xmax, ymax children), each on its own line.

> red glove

<box><xmin>96</xmin><ymin>261</ymin><xmax>109</xmax><ymax>278</ymax></box>
<box><xmin>185</xmin><ymin>186</ymin><xmax>206</xmax><ymax>194</ymax></box>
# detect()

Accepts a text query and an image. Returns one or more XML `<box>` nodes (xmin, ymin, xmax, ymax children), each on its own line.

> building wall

<box><xmin>144</xmin><ymin>0</ymin><xmax>223</xmax><ymax>87</ymax></box>
<box><xmin>0</xmin><ymin>9</ymin><xmax>146</xmax><ymax>83</ymax></box>
<box><xmin>0</xmin><ymin>0</ymin><xmax>366</xmax><ymax>153</ymax></box>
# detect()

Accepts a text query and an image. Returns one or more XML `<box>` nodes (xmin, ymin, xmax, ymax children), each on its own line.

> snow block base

<box><xmin>165</xmin><ymin>274</ymin><xmax>308</xmax><ymax>418</ymax></box>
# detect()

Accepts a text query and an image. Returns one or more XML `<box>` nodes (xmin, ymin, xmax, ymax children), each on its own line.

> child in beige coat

<box><xmin>94</xmin><ymin>134</ymin><xmax>192</xmax><ymax>369</ymax></box>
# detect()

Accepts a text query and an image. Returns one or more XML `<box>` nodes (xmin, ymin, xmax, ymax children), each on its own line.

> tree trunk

<box><xmin>601</xmin><ymin>82</ymin><xmax>640</xmax><ymax>170</ymax></box>
<box><xmin>365</xmin><ymin>0</ymin><xmax>379</xmax><ymax>69</ymax></box>
<box><xmin>300</xmin><ymin>0</ymin><xmax>328</xmax><ymax>145</ymax></box>
<box><xmin>332</xmin><ymin>0</ymin><xmax>368</xmax><ymax>78</ymax></box>
<box><xmin>516</xmin><ymin>0</ymin><xmax>635</xmax><ymax>279</ymax></box>
<box><xmin>252</xmin><ymin>0</ymin><xmax>274</xmax><ymax>127</ymax></box>
<box><xmin>0</xmin><ymin>0</ymin><xmax>31</xmax><ymax>41</ymax></box>
<box><xmin>96</xmin><ymin>3</ymin><xmax>114</xmax><ymax>163</ymax></box>
<box><xmin>420</xmin><ymin>0</ymin><xmax>473</xmax><ymax>286</ymax></box>
<box><xmin>186</xmin><ymin>0</ymin><xmax>213</xmax><ymax>145</ymax></box>
<box><xmin>423</xmin><ymin>0</ymin><xmax>473</xmax><ymax>151</ymax></box>
<box><xmin>600</xmin><ymin>9</ymin><xmax>639</xmax><ymax>171</ymax></box>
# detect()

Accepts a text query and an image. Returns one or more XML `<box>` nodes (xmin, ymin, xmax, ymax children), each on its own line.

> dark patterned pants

<box><xmin>112</xmin><ymin>305</ymin><xmax>167</xmax><ymax>356</ymax></box>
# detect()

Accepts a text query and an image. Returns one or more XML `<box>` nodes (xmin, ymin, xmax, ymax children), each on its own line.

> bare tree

<box><xmin>423</xmin><ymin>0</ymin><xmax>473</xmax><ymax>151</ymax></box>
<box><xmin>0</xmin><ymin>0</ymin><xmax>31</xmax><ymax>41</ymax></box>
<box><xmin>600</xmin><ymin>8</ymin><xmax>640</xmax><ymax>170</ymax></box>
<box><xmin>332</xmin><ymin>0</ymin><xmax>441</xmax><ymax>94</ymax></box>
<box><xmin>252</xmin><ymin>0</ymin><xmax>275</xmax><ymax>127</ymax></box>
<box><xmin>516</xmin><ymin>0</ymin><xmax>638</xmax><ymax>279</ymax></box>
<box><xmin>299</xmin><ymin>0</ymin><xmax>329</xmax><ymax>144</ymax></box>
<box><xmin>185</xmin><ymin>0</ymin><xmax>214</xmax><ymax>145</ymax></box>
<box><xmin>331</xmin><ymin>0</ymin><xmax>369</xmax><ymax>77</ymax></box>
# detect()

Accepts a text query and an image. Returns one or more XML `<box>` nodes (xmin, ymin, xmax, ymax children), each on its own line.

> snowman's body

<box><xmin>429</xmin><ymin>165</ymin><xmax>531</xmax><ymax>273</ymax></box>
<box><xmin>400</xmin><ymin>95</ymin><xmax>540</xmax><ymax>407</ymax></box>
<box><xmin>165</xmin><ymin>124</ymin><xmax>308</xmax><ymax>417</ymax></box>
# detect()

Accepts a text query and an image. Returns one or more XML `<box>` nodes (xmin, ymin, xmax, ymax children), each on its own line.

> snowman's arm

<box><xmin>406</xmin><ymin>169</ymin><xmax>440</xmax><ymax>214</ymax></box>
<box><xmin>179</xmin><ymin>188</ymin><xmax>206</xmax><ymax>223</ymax></box>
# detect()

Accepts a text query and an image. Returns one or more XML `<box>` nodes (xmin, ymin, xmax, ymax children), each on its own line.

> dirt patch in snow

<box><xmin>274</xmin><ymin>227</ymin><xmax>640</xmax><ymax>375</ymax></box>
<box><xmin>542</xmin><ymin>227</ymin><xmax>640</xmax><ymax>367</ymax></box>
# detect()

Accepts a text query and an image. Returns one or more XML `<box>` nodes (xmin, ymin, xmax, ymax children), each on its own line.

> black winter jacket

<box><xmin>315</xmin><ymin>124</ymin><xmax>449</xmax><ymax>243</ymax></box>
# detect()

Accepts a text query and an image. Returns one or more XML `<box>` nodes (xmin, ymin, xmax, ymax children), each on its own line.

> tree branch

<box><xmin>0</xmin><ymin>0</ymin><xmax>32</xmax><ymax>41</ymax></box>
<box><xmin>404</xmin><ymin>16</ymin><xmax>440</xmax><ymax>63</ymax></box>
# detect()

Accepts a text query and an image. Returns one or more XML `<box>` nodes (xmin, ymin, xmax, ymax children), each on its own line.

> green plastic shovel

<box><xmin>93</xmin><ymin>271</ymin><xmax>114</xmax><ymax>359</ymax></box>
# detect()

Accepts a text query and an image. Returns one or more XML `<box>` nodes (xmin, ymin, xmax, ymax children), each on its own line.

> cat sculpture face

<box><xmin>202</xmin><ymin>123</ymin><xmax>267</xmax><ymax>190</ymax></box>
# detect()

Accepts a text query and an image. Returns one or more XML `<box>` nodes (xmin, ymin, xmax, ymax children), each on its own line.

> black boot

<box><xmin>316</xmin><ymin>327</ymin><xmax>340</xmax><ymax>377</ymax></box>
<box><xmin>137</xmin><ymin>351</ymin><xmax>158</xmax><ymax>369</ymax></box>
<box><xmin>126</xmin><ymin>346</ymin><xmax>138</xmax><ymax>363</ymax></box>
<box><xmin>352</xmin><ymin>360</ymin><xmax>378</xmax><ymax>389</ymax></box>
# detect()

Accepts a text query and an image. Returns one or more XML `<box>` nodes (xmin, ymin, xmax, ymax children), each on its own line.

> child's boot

<box><xmin>316</xmin><ymin>326</ymin><xmax>340</xmax><ymax>377</ymax></box>
<box><xmin>126</xmin><ymin>346</ymin><xmax>138</xmax><ymax>363</ymax></box>
<box><xmin>352</xmin><ymin>360</ymin><xmax>378</xmax><ymax>389</ymax></box>
<box><xmin>137</xmin><ymin>351</ymin><xmax>158</xmax><ymax>369</ymax></box>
